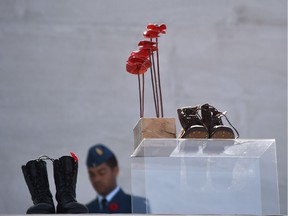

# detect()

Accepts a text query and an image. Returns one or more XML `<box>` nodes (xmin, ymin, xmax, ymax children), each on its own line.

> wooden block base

<box><xmin>133</xmin><ymin>118</ymin><xmax>176</xmax><ymax>149</ymax></box>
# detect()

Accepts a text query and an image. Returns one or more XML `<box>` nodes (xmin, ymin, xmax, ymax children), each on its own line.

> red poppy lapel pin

<box><xmin>109</xmin><ymin>202</ymin><xmax>119</xmax><ymax>211</ymax></box>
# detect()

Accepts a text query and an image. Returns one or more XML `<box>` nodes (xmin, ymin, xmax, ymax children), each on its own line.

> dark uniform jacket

<box><xmin>86</xmin><ymin>188</ymin><xmax>150</xmax><ymax>213</ymax></box>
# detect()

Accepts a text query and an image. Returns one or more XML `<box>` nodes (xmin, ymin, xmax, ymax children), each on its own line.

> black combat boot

<box><xmin>177</xmin><ymin>105</ymin><xmax>209</xmax><ymax>138</ymax></box>
<box><xmin>22</xmin><ymin>159</ymin><xmax>55</xmax><ymax>214</ymax></box>
<box><xmin>53</xmin><ymin>156</ymin><xmax>88</xmax><ymax>213</ymax></box>
<box><xmin>201</xmin><ymin>103</ymin><xmax>239</xmax><ymax>139</ymax></box>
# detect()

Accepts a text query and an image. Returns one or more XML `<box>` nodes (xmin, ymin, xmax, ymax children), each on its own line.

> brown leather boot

<box><xmin>201</xmin><ymin>103</ymin><xmax>239</xmax><ymax>139</ymax></box>
<box><xmin>177</xmin><ymin>105</ymin><xmax>209</xmax><ymax>138</ymax></box>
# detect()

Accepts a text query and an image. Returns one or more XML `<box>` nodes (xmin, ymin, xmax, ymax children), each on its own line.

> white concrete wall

<box><xmin>0</xmin><ymin>0</ymin><xmax>286</xmax><ymax>214</ymax></box>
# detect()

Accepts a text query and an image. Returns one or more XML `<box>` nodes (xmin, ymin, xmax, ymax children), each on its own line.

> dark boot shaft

<box><xmin>211</xmin><ymin>109</ymin><xmax>225</xmax><ymax>127</ymax></box>
<box><xmin>53</xmin><ymin>155</ymin><xmax>88</xmax><ymax>213</ymax></box>
<box><xmin>22</xmin><ymin>160</ymin><xmax>55</xmax><ymax>213</ymax></box>
<box><xmin>201</xmin><ymin>103</ymin><xmax>212</xmax><ymax>130</ymax></box>
<box><xmin>178</xmin><ymin>106</ymin><xmax>202</xmax><ymax>130</ymax></box>
<box><xmin>201</xmin><ymin>103</ymin><xmax>236</xmax><ymax>139</ymax></box>
<box><xmin>53</xmin><ymin>156</ymin><xmax>77</xmax><ymax>204</ymax></box>
<box><xmin>177</xmin><ymin>106</ymin><xmax>209</xmax><ymax>138</ymax></box>
<box><xmin>22</xmin><ymin>160</ymin><xmax>53</xmax><ymax>204</ymax></box>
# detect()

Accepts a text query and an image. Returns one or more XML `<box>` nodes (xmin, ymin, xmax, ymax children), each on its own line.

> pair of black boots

<box><xmin>177</xmin><ymin>103</ymin><xmax>239</xmax><ymax>139</ymax></box>
<box><xmin>22</xmin><ymin>154</ymin><xmax>88</xmax><ymax>214</ymax></box>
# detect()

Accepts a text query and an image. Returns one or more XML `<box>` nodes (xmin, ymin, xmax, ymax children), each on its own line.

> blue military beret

<box><xmin>86</xmin><ymin>144</ymin><xmax>115</xmax><ymax>167</ymax></box>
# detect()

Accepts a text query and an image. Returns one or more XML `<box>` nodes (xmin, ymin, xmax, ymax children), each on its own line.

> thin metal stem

<box><xmin>141</xmin><ymin>73</ymin><xmax>145</xmax><ymax>118</ymax></box>
<box><xmin>156</xmin><ymin>38</ymin><xmax>164</xmax><ymax>117</ymax></box>
<box><xmin>137</xmin><ymin>73</ymin><xmax>143</xmax><ymax>118</ymax></box>
<box><xmin>149</xmin><ymin>55</ymin><xmax>158</xmax><ymax>116</ymax></box>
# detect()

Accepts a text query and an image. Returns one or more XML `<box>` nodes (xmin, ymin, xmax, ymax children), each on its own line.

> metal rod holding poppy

<box><xmin>143</xmin><ymin>29</ymin><xmax>161</xmax><ymax>118</ymax></box>
<box><xmin>144</xmin><ymin>24</ymin><xmax>167</xmax><ymax>118</ymax></box>
<box><xmin>141</xmin><ymin>72</ymin><xmax>145</xmax><ymax>117</ymax></box>
<box><xmin>148</xmin><ymin>54</ymin><xmax>159</xmax><ymax>117</ymax></box>
<box><xmin>126</xmin><ymin>53</ymin><xmax>151</xmax><ymax>118</ymax></box>
<box><xmin>155</xmin><ymin>37</ymin><xmax>163</xmax><ymax>117</ymax></box>
<box><xmin>149</xmin><ymin>46</ymin><xmax>160</xmax><ymax>117</ymax></box>
<box><xmin>138</xmin><ymin>40</ymin><xmax>160</xmax><ymax>117</ymax></box>
<box><xmin>137</xmin><ymin>73</ymin><xmax>143</xmax><ymax>118</ymax></box>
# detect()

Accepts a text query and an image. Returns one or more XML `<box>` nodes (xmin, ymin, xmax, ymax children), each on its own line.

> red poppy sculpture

<box><xmin>126</xmin><ymin>23</ymin><xmax>167</xmax><ymax>118</ymax></box>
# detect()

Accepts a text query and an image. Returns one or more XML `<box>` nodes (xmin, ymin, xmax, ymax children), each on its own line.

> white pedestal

<box><xmin>131</xmin><ymin>139</ymin><xmax>280</xmax><ymax>215</ymax></box>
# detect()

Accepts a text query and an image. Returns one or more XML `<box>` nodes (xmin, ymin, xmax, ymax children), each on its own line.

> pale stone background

<box><xmin>0</xmin><ymin>0</ymin><xmax>286</xmax><ymax>214</ymax></box>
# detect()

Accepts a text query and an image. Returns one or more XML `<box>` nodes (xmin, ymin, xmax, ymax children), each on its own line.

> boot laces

<box><xmin>212</xmin><ymin>108</ymin><xmax>240</xmax><ymax>138</ymax></box>
<box><xmin>29</xmin><ymin>161</ymin><xmax>51</xmax><ymax>202</ymax></box>
<box><xmin>59</xmin><ymin>160</ymin><xmax>76</xmax><ymax>191</ymax></box>
<box><xmin>65</xmin><ymin>172</ymin><xmax>74</xmax><ymax>189</ymax></box>
<box><xmin>59</xmin><ymin>165</ymin><xmax>76</xmax><ymax>202</ymax></box>
<box><xmin>182</xmin><ymin>105</ymin><xmax>202</xmax><ymax>125</ymax></box>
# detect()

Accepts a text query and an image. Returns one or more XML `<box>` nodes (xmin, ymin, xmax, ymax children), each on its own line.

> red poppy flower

<box><xmin>138</xmin><ymin>45</ymin><xmax>158</xmax><ymax>52</ymax></box>
<box><xmin>127</xmin><ymin>57</ymin><xmax>150</xmax><ymax>68</ymax></box>
<box><xmin>146</xmin><ymin>23</ymin><xmax>167</xmax><ymax>34</ymax></box>
<box><xmin>109</xmin><ymin>202</ymin><xmax>119</xmax><ymax>211</ymax></box>
<box><xmin>138</xmin><ymin>40</ymin><xmax>158</xmax><ymax>52</ymax></box>
<box><xmin>143</xmin><ymin>30</ymin><xmax>160</xmax><ymax>39</ymax></box>
<box><xmin>138</xmin><ymin>40</ymin><xmax>157</xmax><ymax>47</ymax></box>
<box><xmin>127</xmin><ymin>55</ymin><xmax>149</xmax><ymax>64</ymax></box>
<box><xmin>130</xmin><ymin>49</ymin><xmax>150</xmax><ymax>58</ymax></box>
<box><xmin>126</xmin><ymin>64</ymin><xmax>149</xmax><ymax>75</ymax></box>
<box><xmin>126</xmin><ymin>56</ymin><xmax>150</xmax><ymax>75</ymax></box>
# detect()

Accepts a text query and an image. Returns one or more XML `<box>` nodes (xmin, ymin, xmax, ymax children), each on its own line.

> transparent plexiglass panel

<box><xmin>131</xmin><ymin>139</ymin><xmax>280</xmax><ymax>215</ymax></box>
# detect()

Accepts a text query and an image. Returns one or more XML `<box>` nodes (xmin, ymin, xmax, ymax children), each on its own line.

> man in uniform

<box><xmin>86</xmin><ymin>143</ymin><xmax>150</xmax><ymax>213</ymax></box>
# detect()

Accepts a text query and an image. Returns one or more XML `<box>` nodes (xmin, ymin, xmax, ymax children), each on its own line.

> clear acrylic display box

<box><xmin>131</xmin><ymin>139</ymin><xmax>280</xmax><ymax>215</ymax></box>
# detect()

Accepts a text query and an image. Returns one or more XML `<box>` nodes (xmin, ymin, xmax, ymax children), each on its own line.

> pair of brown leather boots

<box><xmin>177</xmin><ymin>103</ymin><xmax>239</xmax><ymax>139</ymax></box>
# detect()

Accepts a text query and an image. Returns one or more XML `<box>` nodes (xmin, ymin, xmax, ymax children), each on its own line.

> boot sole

<box><xmin>57</xmin><ymin>203</ymin><xmax>89</xmax><ymax>213</ymax></box>
<box><xmin>211</xmin><ymin>127</ymin><xmax>235</xmax><ymax>139</ymax></box>
<box><xmin>27</xmin><ymin>205</ymin><xmax>55</xmax><ymax>214</ymax></box>
<box><xmin>181</xmin><ymin>126</ymin><xmax>209</xmax><ymax>139</ymax></box>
